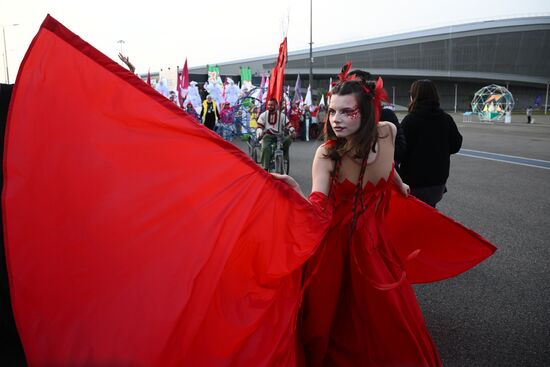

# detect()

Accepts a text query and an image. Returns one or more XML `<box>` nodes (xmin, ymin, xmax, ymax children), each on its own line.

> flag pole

<box><xmin>309</xmin><ymin>0</ymin><xmax>313</xmax><ymax>98</ymax></box>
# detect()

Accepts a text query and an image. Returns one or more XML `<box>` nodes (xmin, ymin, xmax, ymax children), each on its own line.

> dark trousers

<box><xmin>309</xmin><ymin>123</ymin><xmax>319</xmax><ymax>140</ymax></box>
<box><xmin>261</xmin><ymin>134</ymin><xmax>291</xmax><ymax>169</ymax></box>
<box><xmin>204</xmin><ymin>114</ymin><xmax>216</xmax><ymax>130</ymax></box>
<box><xmin>411</xmin><ymin>185</ymin><xmax>446</xmax><ymax>208</ymax></box>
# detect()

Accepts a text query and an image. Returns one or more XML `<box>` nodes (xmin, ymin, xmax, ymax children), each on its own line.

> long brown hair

<box><xmin>322</xmin><ymin>79</ymin><xmax>382</xmax><ymax>235</ymax></box>
<box><xmin>323</xmin><ymin>80</ymin><xmax>379</xmax><ymax>161</ymax></box>
<box><xmin>408</xmin><ymin>79</ymin><xmax>440</xmax><ymax>112</ymax></box>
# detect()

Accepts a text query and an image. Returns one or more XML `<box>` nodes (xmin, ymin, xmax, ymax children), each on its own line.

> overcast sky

<box><xmin>1</xmin><ymin>0</ymin><xmax>549</xmax><ymax>82</ymax></box>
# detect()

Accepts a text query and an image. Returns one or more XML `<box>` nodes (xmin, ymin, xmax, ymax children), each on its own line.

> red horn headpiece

<box><xmin>333</xmin><ymin>61</ymin><xmax>389</xmax><ymax>124</ymax></box>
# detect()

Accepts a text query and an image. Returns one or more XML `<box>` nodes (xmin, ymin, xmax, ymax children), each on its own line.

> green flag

<box><xmin>207</xmin><ymin>65</ymin><xmax>220</xmax><ymax>83</ymax></box>
<box><xmin>240</xmin><ymin>67</ymin><xmax>252</xmax><ymax>83</ymax></box>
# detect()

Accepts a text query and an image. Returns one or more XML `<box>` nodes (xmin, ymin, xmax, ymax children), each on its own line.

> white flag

<box><xmin>305</xmin><ymin>84</ymin><xmax>312</xmax><ymax>106</ymax></box>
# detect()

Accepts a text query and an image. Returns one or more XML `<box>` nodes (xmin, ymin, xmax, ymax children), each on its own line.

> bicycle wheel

<box><xmin>254</xmin><ymin>145</ymin><xmax>261</xmax><ymax>163</ymax></box>
<box><xmin>251</xmin><ymin>145</ymin><xmax>259</xmax><ymax>163</ymax></box>
<box><xmin>274</xmin><ymin>154</ymin><xmax>284</xmax><ymax>174</ymax></box>
<box><xmin>284</xmin><ymin>158</ymin><xmax>290</xmax><ymax>175</ymax></box>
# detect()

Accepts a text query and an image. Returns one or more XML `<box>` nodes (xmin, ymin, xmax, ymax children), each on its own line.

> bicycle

<box><xmin>243</xmin><ymin>126</ymin><xmax>261</xmax><ymax>163</ymax></box>
<box><xmin>268</xmin><ymin>130</ymin><xmax>290</xmax><ymax>175</ymax></box>
<box><xmin>216</xmin><ymin>122</ymin><xmax>235</xmax><ymax>141</ymax></box>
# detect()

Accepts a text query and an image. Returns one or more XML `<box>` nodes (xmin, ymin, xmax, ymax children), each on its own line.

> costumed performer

<box><xmin>224</xmin><ymin>78</ymin><xmax>241</xmax><ymax>106</ymax></box>
<box><xmin>201</xmin><ymin>95</ymin><xmax>219</xmax><ymax>130</ymax></box>
<box><xmin>257</xmin><ymin>98</ymin><xmax>295</xmax><ymax>170</ymax></box>
<box><xmin>155</xmin><ymin>77</ymin><xmax>170</xmax><ymax>97</ymax></box>
<box><xmin>204</xmin><ymin>79</ymin><xmax>224</xmax><ymax>109</ymax></box>
<box><xmin>183</xmin><ymin>81</ymin><xmax>202</xmax><ymax>115</ymax></box>
<box><xmin>185</xmin><ymin>102</ymin><xmax>201</xmax><ymax>122</ymax></box>
<box><xmin>218</xmin><ymin>102</ymin><xmax>235</xmax><ymax>141</ymax></box>
<box><xmin>274</xmin><ymin>64</ymin><xmax>496</xmax><ymax>366</ymax></box>
<box><xmin>4</xmin><ymin>17</ymin><xmax>496</xmax><ymax>366</ymax></box>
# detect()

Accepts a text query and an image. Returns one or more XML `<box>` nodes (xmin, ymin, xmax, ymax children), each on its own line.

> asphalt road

<box><xmin>235</xmin><ymin>114</ymin><xmax>550</xmax><ymax>366</ymax></box>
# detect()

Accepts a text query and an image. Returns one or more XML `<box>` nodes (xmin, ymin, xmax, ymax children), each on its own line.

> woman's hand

<box><xmin>397</xmin><ymin>182</ymin><xmax>410</xmax><ymax>197</ymax></box>
<box><xmin>271</xmin><ymin>173</ymin><xmax>304</xmax><ymax>196</ymax></box>
<box><xmin>391</xmin><ymin>168</ymin><xmax>410</xmax><ymax>197</ymax></box>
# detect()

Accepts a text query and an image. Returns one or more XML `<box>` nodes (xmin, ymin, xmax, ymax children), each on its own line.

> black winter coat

<box><xmin>380</xmin><ymin>107</ymin><xmax>406</xmax><ymax>164</ymax></box>
<box><xmin>400</xmin><ymin>104</ymin><xmax>462</xmax><ymax>187</ymax></box>
<box><xmin>0</xmin><ymin>83</ymin><xmax>26</xmax><ymax>364</ymax></box>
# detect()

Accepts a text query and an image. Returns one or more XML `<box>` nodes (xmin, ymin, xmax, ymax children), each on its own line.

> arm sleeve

<box><xmin>382</xmin><ymin>108</ymin><xmax>406</xmax><ymax>163</ymax></box>
<box><xmin>394</xmin><ymin>123</ymin><xmax>407</xmax><ymax>163</ymax></box>
<box><xmin>257</xmin><ymin>111</ymin><xmax>266</xmax><ymax>128</ymax></box>
<box><xmin>448</xmin><ymin>115</ymin><xmax>463</xmax><ymax>154</ymax></box>
<box><xmin>400</xmin><ymin>115</ymin><xmax>416</xmax><ymax>157</ymax></box>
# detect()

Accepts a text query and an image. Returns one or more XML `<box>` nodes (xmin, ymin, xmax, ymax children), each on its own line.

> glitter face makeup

<box><xmin>328</xmin><ymin>94</ymin><xmax>362</xmax><ymax>139</ymax></box>
<box><xmin>344</xmin><ymin>107</ymin><xmax>360</xmax><ymax>120</ymax></box>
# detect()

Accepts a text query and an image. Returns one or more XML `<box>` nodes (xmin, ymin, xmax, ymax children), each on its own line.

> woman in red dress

<box><xmin>278</xmin><ymin>73</ymin><xmax>441</xmax><ymax>366</ymax></box>
<box><xmin>5</xmin><ymin>17</ymin><xmax>495</xmax><ymax>365</ymax></box>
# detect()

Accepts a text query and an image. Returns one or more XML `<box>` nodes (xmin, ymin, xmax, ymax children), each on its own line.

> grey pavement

<box><xmin>421</xmin><ymin>116</ymin><xmax>550</xmax><ymax>367</ymax></box>
<box><xmin>233</xmin><ymin>114</ymin><xmax>550</xmax><ymax>366</ymax></box>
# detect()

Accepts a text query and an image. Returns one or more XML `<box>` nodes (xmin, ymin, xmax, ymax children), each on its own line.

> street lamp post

<box><xmin>545</xmin><ymin>81</ymin><xmax>549</xmax><ymax>115</ymax></box>
<box><xmin>454</xmin><ymin>83</ymin><xmax>458</xmax><ymax>113</ymax></box>
<box><xmin>309</xmin><ymin>0</ymin><xmax>313</xmax><ymax>97</ymax></box>
<box><xmin>2</xmin><ymin>23</ymin><xmax>19</xmax><ymax>84</ymax></box>
<box><xmin>117</xmin><ymin>40</ymin><xmax>125</xmax><ymax>54</ymax></box>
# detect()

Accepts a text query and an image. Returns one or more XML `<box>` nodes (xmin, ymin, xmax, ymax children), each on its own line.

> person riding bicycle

<box><xmin>256</xmin><ymin>98</ymin><xmax>295</xmax><ymax>170</ymax></box>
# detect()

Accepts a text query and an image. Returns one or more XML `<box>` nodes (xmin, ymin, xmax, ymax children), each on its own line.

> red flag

<box><xmin>266</xmin><ymin>37</ymin><xmax>287</xmax><ymax>105</ymax></box>
<box><xmin>179</xmin><ymin>58</ymin><xmax>189</xmax><ymax>107</ymax></box>
<box><xmin>146</xmin><ymin>68</ymin><xmax>151</xmax><ymax>86</ymax></box>
<box><xmin>176</xmin><ymin>65</ymin><xmax>181</xmax><ymax>105</ymax></box>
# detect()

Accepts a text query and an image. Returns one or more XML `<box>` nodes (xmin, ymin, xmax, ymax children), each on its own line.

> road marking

<box><xmin>457</xmin><ymin>149</ymin><xmax>550</xmax><ymax>170</ymax></box>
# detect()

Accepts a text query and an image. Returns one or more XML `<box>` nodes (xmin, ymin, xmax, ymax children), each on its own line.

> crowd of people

<box><xmin>161</xmin><ymin>81</ymin><xmax>330</xmax><ymax>144</ymax></box>
<box><xmin>159</xmin><ymin>68</ymin><xmax>463</xmax><ymax>209</ymax></box>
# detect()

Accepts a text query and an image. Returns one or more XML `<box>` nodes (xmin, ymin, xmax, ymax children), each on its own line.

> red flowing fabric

<box><xmin>299</xmin><ymin>133</ymin><xmax>495</xmax><ymax>366</ymax></box>
<box><xmin>3</xmin><ymin>16</ymin><xmax>330</xmax><ymax>366</ymax></box>
<box><xmin>3</xmin><ymin>15</ymin><xmax>495</xmax><ymax>367</ymax></box>
<box><xmin>387</xmin><ymin>191</ymin><xmax>497</xmax><ymax>284</ymax></box>
<box><xmin>302</xmin><ymin>185</ymin><xmax>442</xmax><ymax>367</ymax></box>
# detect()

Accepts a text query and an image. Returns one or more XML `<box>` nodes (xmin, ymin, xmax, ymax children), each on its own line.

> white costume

<box><xmin>183</xmin><ymin>81</ymin><xmax>202</xmax><ymax>115</ymax></box>
<box><xmin>155</xmin><ymin>78</ymin><xmax>170</xmax><ymax>97</ymax></box>
<box><xmin>204</xmin><ymin>80</ymin><xmax>224</xmax><ymax>109</ymax></box>
<box><xmin>225</xmin><ymin>78</ymin><xmax>241</xmax><ymax>106</ymax></box>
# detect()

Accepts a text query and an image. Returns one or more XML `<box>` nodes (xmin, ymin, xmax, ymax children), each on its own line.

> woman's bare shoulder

<box><xmin>315</xmin><ymin>141</ymin><xmax>334</xmax><ymax>158</ymax></box>
<box><xmin>313</xmin><ymin>144</ymin><xmax>334</xmax><ymax>170</ymax></box>
<box><xmin>377</xmin><ymin>120</ymin><xmax>396</xmax><ymax>137</ymax></box>
<box><xmin>316</xmin><ymin>144</ymin><xmax>328</xmax><ymax>155</ymax></box>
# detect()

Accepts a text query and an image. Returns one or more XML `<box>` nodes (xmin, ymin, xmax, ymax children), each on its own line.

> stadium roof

<box><xmin>189</xmin><ymin>16</ymin><xmax>550</xmax><ymax>85</ymax></box>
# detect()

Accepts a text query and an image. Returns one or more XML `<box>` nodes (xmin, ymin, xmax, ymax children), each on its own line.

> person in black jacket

<box><xmin>400</xmin><ymin>79</ymin><xmax>462</xmax><ymax>207</ymax></box>
<box><xmin>0</xmin><ymin>83</ymin><xmax>27</xmax><ymax>366</ymax></box>
<box><xmin>348</xmin><ymin>69</ymin><xmax>406</xmax><ymax>165</ymax></box>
